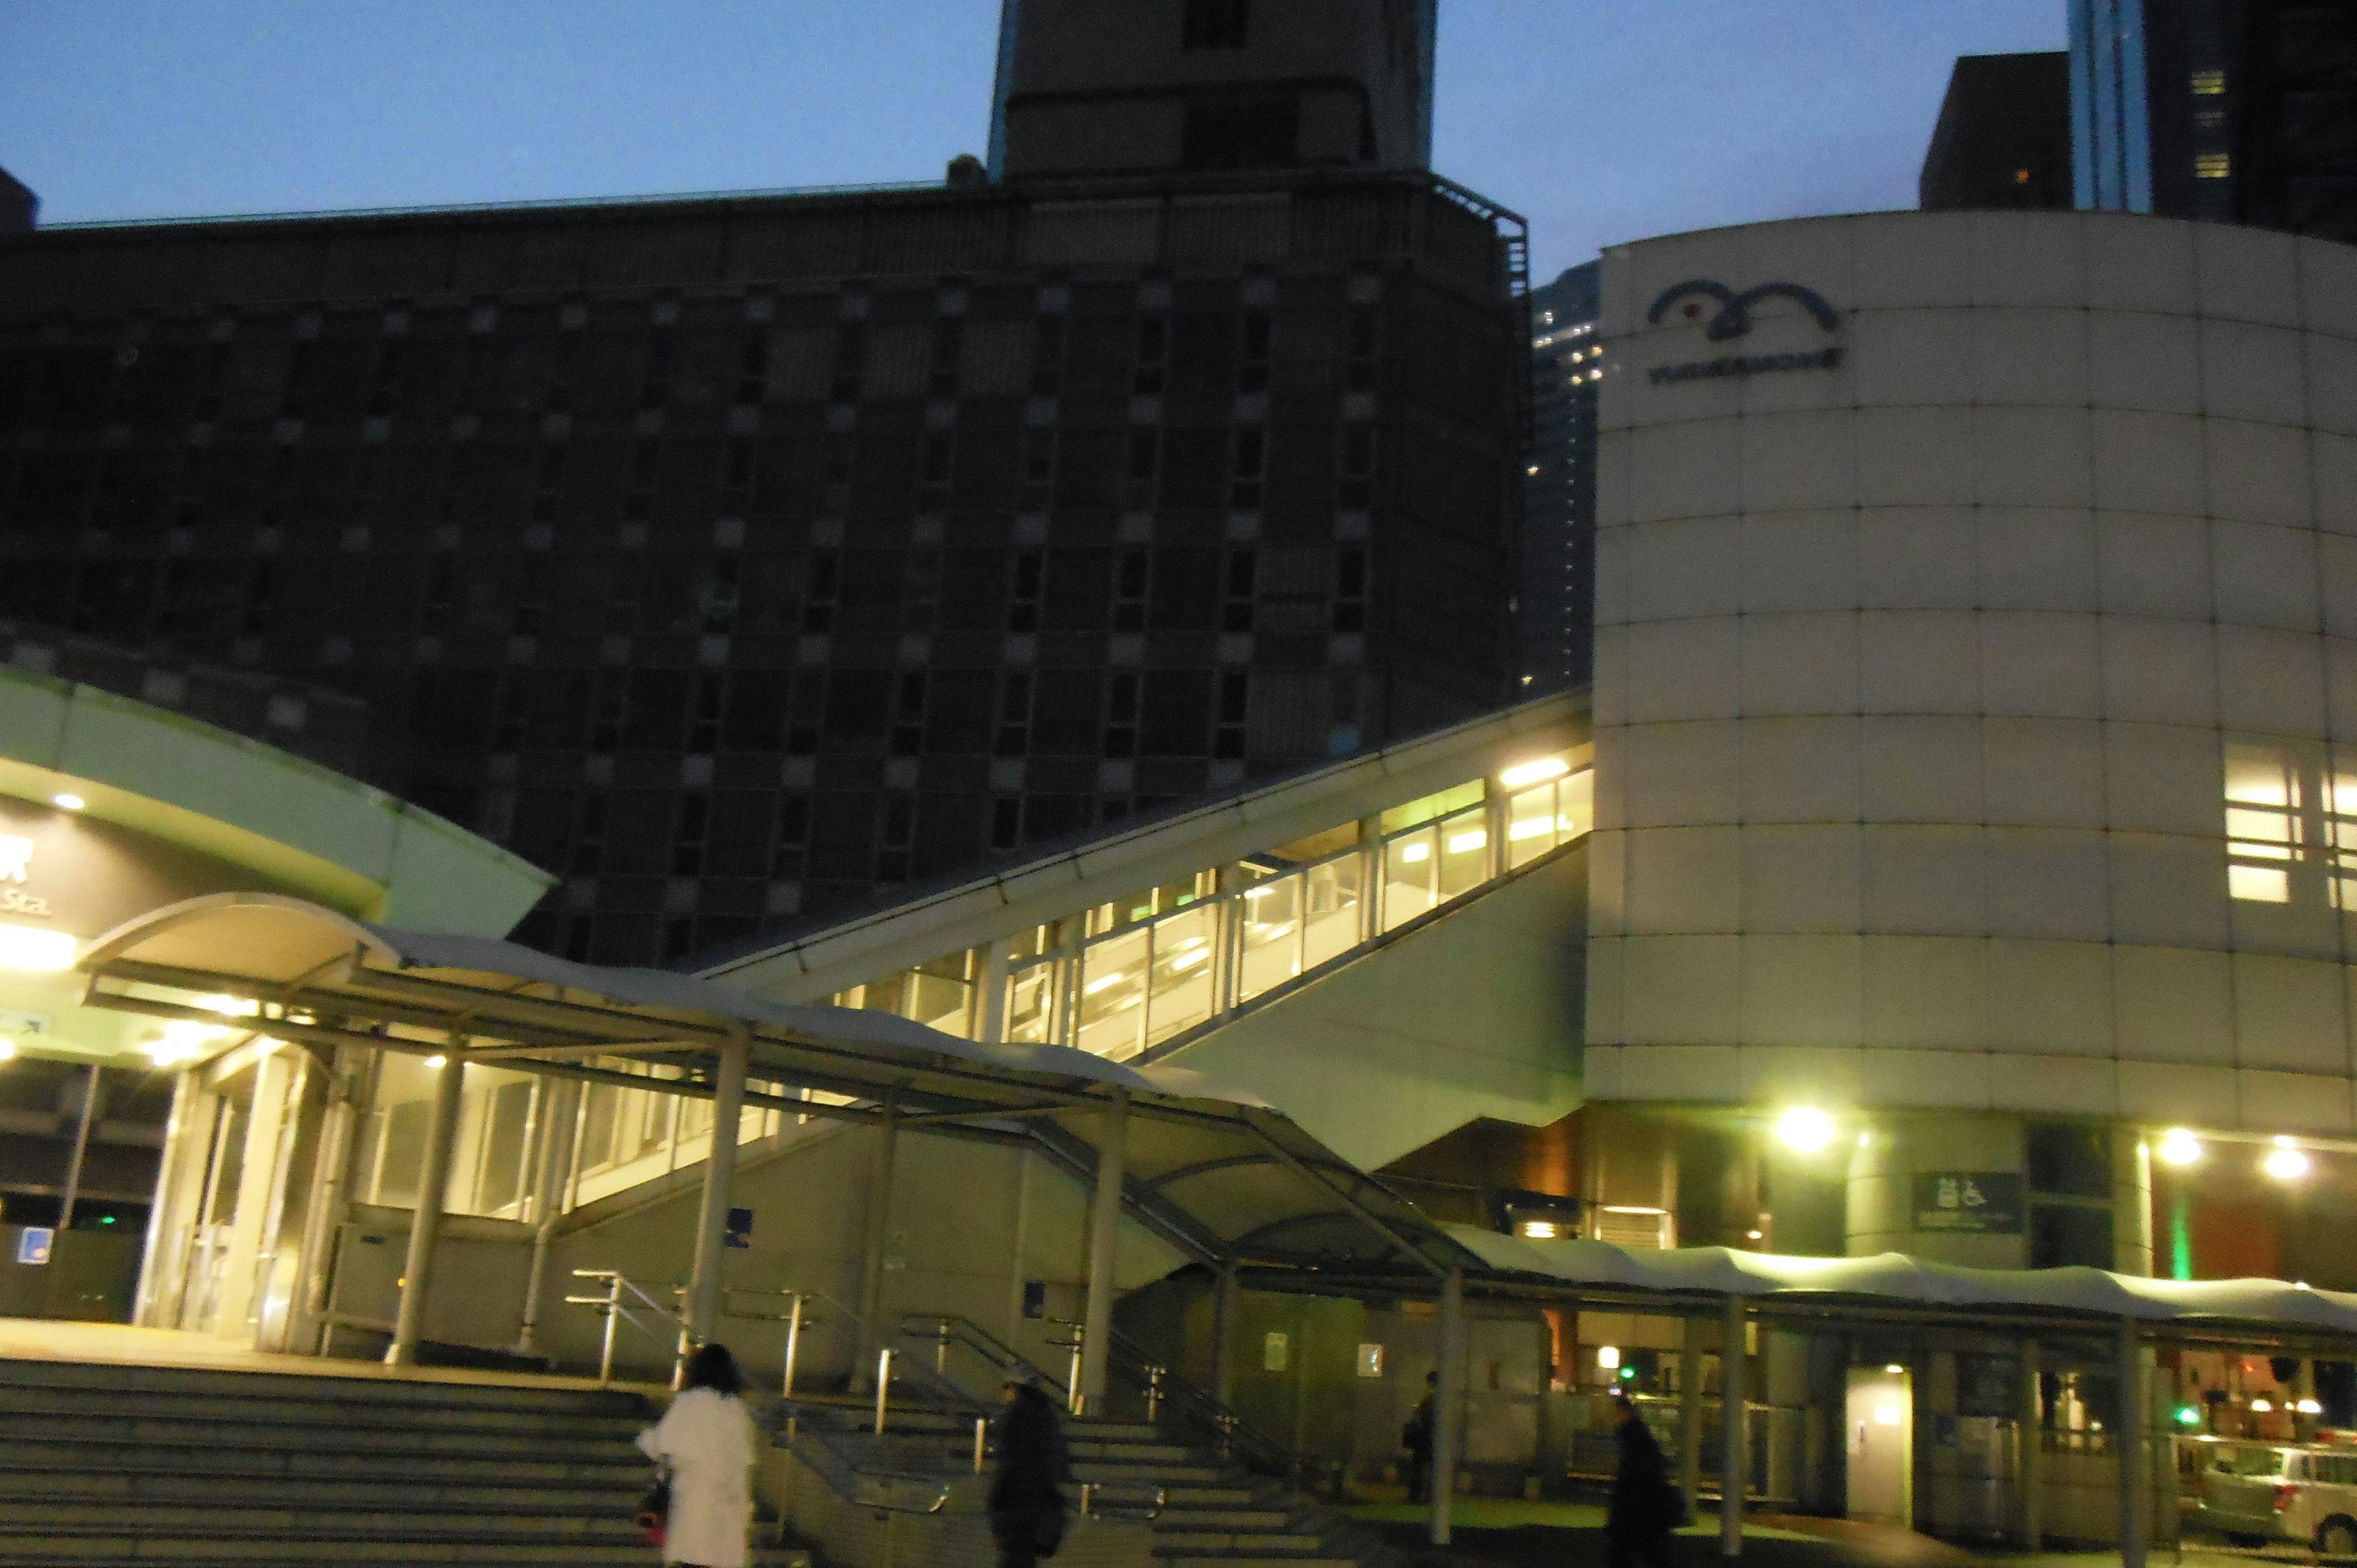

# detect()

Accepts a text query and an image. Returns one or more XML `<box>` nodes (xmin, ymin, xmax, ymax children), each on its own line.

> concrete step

<box><xmin>0</xmin><ymin>1359</ymin><xmax>638</xmax><ymax>1416</ymax></box>
<box><xmin>1074</xmin><ymin>1461</ymin><xmax>1225</xmax><ymax>1485</ymax></box>
<box><xmin>0</xmin><ymin>1542</ymin><xmax>711</xmax><ymax>1567</ymax></box>
<box><xmin>1153</xmin><ymin>1558</ymin><xmax>1358</xmax><ymax>1568</ymax></box>
<box><xmin>1163</xmin><ymin>1486</ymin><xmax>1260</xmax><ymax>1507</ymax></box>
<box><xmin>0</xmin><ymin>1503</ymin><xmax>646</xmax><ymax>1539</ymax></box>
<box><xmin>0</xmin><ymin>1415</ymin><xmax>636</xmax><ymax>1460</ymax></box>
<box><xmin>0</xmin><ymin>1441</ymin><xmax>644</xmax><ymax>1486</ymax></box>
<box><xmin>1071</xmin><ymin>1439</ymin><xmax>1194</xmax><ymax>1462</ymax></box>
<box><xmin>1151</xmin><ymin>1532</ymin><xmax>1327</xmax><ymax>1553</ymax></box>
<box><xmin>1156</xmin><ymin>1508</ymin><xmax>1295</xmax><ymax>1529</ymax></box>
<box><xmin>0</xmin><ymin>1385</ymin><xmax>644</xmax><ymax>1436</ymax></box>
<box><xmin>0</xmin><ymin>1469</ymin><xmax>630</xmax><ymax>1511</ymax></box>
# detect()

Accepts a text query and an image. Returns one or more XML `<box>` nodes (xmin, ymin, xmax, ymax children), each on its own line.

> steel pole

<box><xmin>57</xmin><ymin>1064</ymin><xmax>101</xmax><ymax>1230</ymax></box>
<box><xmin>1679</xmin><ymin>1313</ymin><xmax>1706</xmax><ymax>1521</ymax></box>
<box><xmin>1430</xmin><ymin>1269</ymin><xmax>1465</xmax><ymax>1547</ymax></box>
<box><xmin>384</xmin><ymin>1055</ymin><xmax>465</xmax><ymax>1367</ymax></box>
<box><xmin>1720</xmin><ymin>1292</ymin><xmax>1747</xmax><ymax>1558</ymax></box>
<box><xmin>1078</xmin><ymin>1087</ymin><xmax>1129</xmax><ymax>1412</ymax></box>
<box><xmin>686</xmin><ymin>1030</ymin><xmax>750</xmax><ymax>1345</ymax></box>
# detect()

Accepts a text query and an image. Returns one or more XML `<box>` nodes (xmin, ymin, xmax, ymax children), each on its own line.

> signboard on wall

<box><xmin>0</xmin><ymin>792</ymin><xmax>309</xmax><ymax>943</ymax></box>
<box><xmin>1911</xmin><ymin>1172</ymin><xmax>2024</xmax><ymax>1234</ymax></box>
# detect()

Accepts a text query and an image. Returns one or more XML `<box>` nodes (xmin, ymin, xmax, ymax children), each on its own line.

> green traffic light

<box><xmin>2175</xmin><ymin>1406</ymin><xmax>2201</xmax><ymax>1427</ymax></box>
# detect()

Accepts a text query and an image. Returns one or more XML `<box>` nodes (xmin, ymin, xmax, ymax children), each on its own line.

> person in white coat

<box><xmin>638</xmin><ymin>1342</ymin><xmax>758</xmax><ymax>1568</ymax></box>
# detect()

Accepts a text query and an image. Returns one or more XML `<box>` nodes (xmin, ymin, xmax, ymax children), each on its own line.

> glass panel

<box><xmin>1560</xmin><ymin>768</ymin><xmax>1594</xmax><ymax>838</ymax></box>
<box><xmin>1382</xmin><ymin>825</ymin><xmax>1438</xmax><ymax>931</ymax></box>
<box><xmin>1505</xmin><ymin>781</ymin><xmax>1560</xmax><ymax>868</ymax></box>
<box><xmin>1144</xmin><ymin>905</ymin><xmax>1218</xmax><ymax>1048</ymax></box>
<box><xmin>908</xmin><ymin>953</ymin><xmax>974</xmax><ymax>1037</ymax></box>
<box><xmin>1236</xmin><ymin>870</ymin><xmax>1304</xmax><ymax>1003</ymax></box>
<box><xmin>1264</xmin><ymin>821</ymin><xmax>1359</xmax><ymax>865</ymax></box>
<box><xmin>1380</xmin><ymin>778</ymin><xmax>1485</xmax><ymax>835</ymax></box>
<box><xmin>1005</xmin><ymin>958</ymin><xmax>1058</xmax><ymax>1045</ymax></box>
<box><xmin>1301</xmin><ymin>852</ymin><xmax>1363</xmax><ymax>970</ymax></box>
<box><xmin>1075</xmin><ymin>927</ymin><xmax>1150</xmax><ymax>1059</ymax></box>
<box><xmin>1436</xmin><ymin>804</ymin><xmax>1490</xmax><ymax>902</ymax></box>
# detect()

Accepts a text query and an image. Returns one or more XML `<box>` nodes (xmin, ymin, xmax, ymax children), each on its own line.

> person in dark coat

<box><xmin>1401</xmin><ymin>1370</ymin><xmax>1437</xmax><ymax>1504</ymax></box>
<box><xmin>990</xmin><ymin>1373</ymin><xmax>1070</xmax><ymax>1568</ymax></box>
<box><xmin>1606</xmin><ymin>1392</ymin><xmax>1682</xmax><ymax>1568</ymax></box>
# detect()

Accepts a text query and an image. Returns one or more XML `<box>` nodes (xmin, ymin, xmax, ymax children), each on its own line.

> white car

<box><xmin>2196</xmin><ymin>1440</ymin><xmax>2357</xmax><ymax>1556</ymax></box>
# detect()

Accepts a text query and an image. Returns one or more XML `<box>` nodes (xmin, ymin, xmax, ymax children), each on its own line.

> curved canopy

<box><xmin>79</xmin><ymin>893</ymin><xmax>1465</xmax><ymax>1278</ymax></box>
<box><xmin>1453</xmin><ymin>1229</ymin><xmax>2357</xmax><ymax>1335</ymax></box>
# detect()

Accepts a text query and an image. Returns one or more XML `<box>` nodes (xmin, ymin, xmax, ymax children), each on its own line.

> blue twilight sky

<box><xmin>0</xmin><ymin>2</ymin><xmax>2064</xmax><ymax>283</ymax></box>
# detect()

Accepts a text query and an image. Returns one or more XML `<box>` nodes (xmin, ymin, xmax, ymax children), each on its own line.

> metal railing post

<box><xmin>599</xmin><ymin>1274</ymin><xmax>619</xmax><ymax>1383</ymax></box>
<box><xmin>874</xmin><ymin>1347</ymin><xmax>894</xmax><ymax>1434</ymax></box>
<box><xmin>1145</xmin><ymin>1363</ymin><xmax>1164</xmax><ymax>1424</ymax></box>
<box><xmin>973</xmin><ymin>1415</ymin><xmax>988</xmax><ymax>1475</ymax></box>
<box><xmin>932</xmin><ymin>1316</ymin><xmax>951</xmax><ymax>1377</ymax></box>
<box><xmin>1065</xmin><ymin>1326</ymin><xmax>1085</xmax><ymax>1415</ymax></box>
<box><xmin>783</xmin><ymin>1294</ymin><xmax>804</xmax><ymax>1397</ymax></box>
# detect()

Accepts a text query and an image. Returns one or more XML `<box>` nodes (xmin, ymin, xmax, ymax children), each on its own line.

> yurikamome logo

<box><xmin>1643</xmin><ymin>279</ymin><xmax>1842</xmax><ymax>384</ymax></box>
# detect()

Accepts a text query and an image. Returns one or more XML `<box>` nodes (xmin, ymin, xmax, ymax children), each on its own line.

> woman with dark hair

<box><xmin>638</xmin><ymin>1342</ymin><xmax>757</xmax><ymax>1568</ymax></box>
<box><xmin>989</xmin><ymin>1372</ymin><xmax>1070</xmax><ymax>1568</ymax></box>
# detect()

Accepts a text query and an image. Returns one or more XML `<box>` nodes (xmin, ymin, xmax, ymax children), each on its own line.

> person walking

<box><xmin>637</xmin><ymin>1342</ymin><xmax>758</xmax><ymax>1568</ymax></box>
<box><xmin>1606</xmin><ymin>1391</ymin><xmax>1683</xmax><ymax>1568</ymax></box>
<box><xmin>1401</xmin><ymin>1370</ymin><xmax>1438</xmax><ymax>1504</ymax></box>
<box><xmin>989</xmin><ymin>1372</ymin><xmax>1070</xmax><ymax>1568</ymax></box>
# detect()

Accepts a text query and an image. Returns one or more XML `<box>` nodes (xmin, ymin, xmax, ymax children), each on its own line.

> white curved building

<box><xmin>1586</xmin><ymin>209</ymin><xmax>2357</xmax><ymax>1269</ymax></box>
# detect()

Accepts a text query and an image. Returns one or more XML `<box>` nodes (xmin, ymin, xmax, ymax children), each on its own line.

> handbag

<box><xmin>636</xmin><ymin>1466</ymin><xmax>671</xmax><ymax>1550</ymax></box>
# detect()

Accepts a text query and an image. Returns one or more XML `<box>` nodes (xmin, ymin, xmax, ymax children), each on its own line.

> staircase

<box><xmin>814</xmin><ymin>1407</ymin><xmax>1365</xmax><ymax>1568</ymax></box>
<box><xmin>0</xmin><ymin>1356</ymin><xmax>697</xmax><ymax>1566</ymax></box>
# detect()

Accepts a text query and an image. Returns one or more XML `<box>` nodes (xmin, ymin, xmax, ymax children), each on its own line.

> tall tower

<box><xmin>988</xmin><ymin>0</ymin><xmax>1438</xmax><ymax>180</ymax></box>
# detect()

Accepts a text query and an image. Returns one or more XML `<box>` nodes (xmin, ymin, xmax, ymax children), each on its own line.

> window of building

<box><xmin>1134</xmin><ymin>312</ymin><xmax>1169</xmax><ymax>396</ymax></box>
<box><xmin>2223</xmin><ymin>740</ymin><xmax>2357</xmax><ymax>906</ymax></box>
<box><xmin>2191</xmin><ymin>69</ymin><xmax>2226</xmax><ymax>95</ymax></box>
<box><xmin>2196</xmin><ymin>151</ymin><xmax>2232</xmax><ymax>180</ymax></box>
<box><xmin>1237</xmin><ymin>308</ymin><xmax>1272</xmax><ymax>393</ymax></box>
<box><xmin>1181</xmin><ymin>0</ymin><xmax>1248</xmax><ymax>49</ymax></box>
<box><xmin>1229</xmin><ymin>428</ymin><xmax>1265</xmax><ymax>511</ymax></box>
<box><xmin>1124</xmin><ymin>431</ymin><xmax>1160</xmax><ymax>511</ymax></box>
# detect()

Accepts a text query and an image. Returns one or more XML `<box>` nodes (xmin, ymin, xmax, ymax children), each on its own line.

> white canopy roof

<box><xmin>1452</xmin><ymin>1228</ymin><xmax>2357</xmax><ymax>1334</ymax></box>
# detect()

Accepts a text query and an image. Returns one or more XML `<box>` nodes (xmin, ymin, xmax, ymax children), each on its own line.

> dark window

<box><xmin>2028</xmin><ymin>1205</ymin><xmax>2113</xmax><ymax>1270</ymax></box>
<box><xmin>1031</xmin><ymin>314</ymin><xmax>1065</xmax><ymax>398</ymax></box>
<box><xmin>1215</xmin><ymin>672</ymin><xmax>1248</xmax><ymax>759</ymax></box>
<box><xmin>2027</xmin><ymin>1123</ymin><xmax>2111</xmax><ymax>1198</ymax></box>
<box><xmin>1134</xmin><ymin>313</ymin><xmax>1169</xmax><ymax>395</ymax></box>
<box><xmin>1237</xmin><ymin>309</ymin><xmax>1272</xmax><ymax>393</ymax></box>
<box><xmin>1221</xmin><ymin>547</ymin><xmax>1256</xmax><ymax>632</ymax></box>
<box><xmin>996</xmin><ymin>671</ymin><xmax>1033</xmax><ymax>757</ymax></box>
<box><xmin>1182</xmin><ymin>98</ymin><xmax>1298</xmax><ymax>171</ymax></box>
<box><xmin>1229</xmin><ymin>428</ymin><xmax>1265</xmax><ymax>510</ymax></box>
<box><xmin>1334</xmin><ymin>544</ymin><xmax>1367</xmax><ymax>632</ymax></box>
<box><xmin>1104</xmin><ymin>672</ymin><xmax>1139</xmax><ymax>758</ymax></box>
<box><xmin>1181</xmin><ymin>0</ymin><xmax>1248</xmax><ymax>49</ymax></box>
<box><xmin>1113</xmin><ymin>548</ymin><xmax>1150</xmax><ymax>633</ymax></box>
<box><xmin>1009</xmin><ymin>550</ymin><xmax>1044</xmax><ymax>631</ymax></box>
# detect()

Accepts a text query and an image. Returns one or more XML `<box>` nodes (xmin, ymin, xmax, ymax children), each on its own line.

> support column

<box><xmin>1720</xmin><ymin>1293</ymin><xmax>1748</xmax><ymax>1558</ymax></box>
<box><xmin>57</xmin><ymin>1064</ymin><xmax>101</xmax><ymax>1230</ymax></box>
<box><xmin>215</xmin><ymin>1050</ymin><xmax>293</xmax><ymax>1342</ymax></box>
<box><xmin>1430</xmin><ymin>1270</ymin><xmax>1465</xmax><ymax>1547</ymax></box>
<box><xmin>975</xmin><ymin>941</ymin><xmax>1010</xmax><ymax>1044</ymax></box>
<box><xmin>854</xmin><ymin>1103</ymin><xmax>900</xmax><ymax>1385</ymax></box>
<box><xmin>2019</xmin><ymin>1338</ymin><xmax>2043</xmax><ymax>1550</ymax></box>
<box><xmin>384</xmin><ymin>1053</ymin><xmax>465</xmax><ymax>1367</ymax></box>
<box><xmin>685</xmin><ymin>1031</ymin><xmax>751</xmax><ymax>1345</ymax></box>
<box><xmin>134</xmin><ymin>1073</ymin><xmax>194</xmax><ymax>1327</ymax></box>
<box><xmin>1211</xmin><ymin>1257</ymin><xmax>1240</xmax><ymax>1406</ymax></box>
<box><xmin>2118</xmin><ymin>1319</ymin><xmax>2148</xmax><ymax>1568</ymax></box>
<box><xmin>515</xmin><ymin>1078</ymin><xmax>580</xmax><ymax>1356</ymax></box>
<box><xmin>1679</xmin><ymin>1313</ymin><xmax>1706</xmax><ymax>1521</ymax></box>
<box><xmin>1078</xmin><ymin>1086</ymin><xmax>1129</xmax><ymax>1412</ymax></box>
<box><xmin>2114</xmin><ymin>1130</ymin><xmax>2155</xmax><ymax>1277</ymax></box>
<box><xmin>288</xmin><ymin>1048</ymin><xmax>365</xmax><ymax>1354</ymax></box>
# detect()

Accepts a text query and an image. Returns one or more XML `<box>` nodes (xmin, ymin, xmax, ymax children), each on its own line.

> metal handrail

<box><xmin>776</xmin><ymin>1415</ymin><xmax>956</xmax><ymax>1516</ymax></box>
<box><xmin>1103</xmin><ymin>1324</ymin><xmax>1299</xmax><ymax>1480</ymax></box>
<box><xmin>763</xmin><ymin>1284</ymin><xmax>993</xmax><ymax>1428</ymax></box>
<box><xmin>1079</xmin><ymin>1481</ymin><xmax>1167</xmax><ymax>1521</ymax></box>
<box><xmin>564</xmin><ymin>1268</ymin><xmax>691</xmax><ymax>1386</ymax></box>
<box><xmin>900</xmin><ymin>1311</ymin><xmax>1069</xmax><ymax>1397</ymax></box>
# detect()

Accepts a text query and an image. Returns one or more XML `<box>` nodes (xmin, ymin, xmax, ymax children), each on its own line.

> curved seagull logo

<box><xmin>1647</xmin><ymin>279</ymin><xmax>1840</xmax><ymax>341</ymax></box>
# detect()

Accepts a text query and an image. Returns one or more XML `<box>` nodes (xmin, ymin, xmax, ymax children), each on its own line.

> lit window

<box><xmin>2224</xmin><ymin>741</ymin><xmax>2357</xmax><ymax>906</ymax></box>
<box><xmin>2191</xmin><ymin>69</ymin><xmax>2226</xmax><ymax>95</ymax></box>
<box><xmin>2196</xmin><ymin>152</ymin><xmax>2232</xmax><ymax>180</ymax></box>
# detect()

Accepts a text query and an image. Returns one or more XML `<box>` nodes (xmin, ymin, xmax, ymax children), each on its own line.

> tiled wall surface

<box><xmin>1585</xmin><ymin>209</ymin><xmax>2357</xmax><ymax>1131</ymax></box>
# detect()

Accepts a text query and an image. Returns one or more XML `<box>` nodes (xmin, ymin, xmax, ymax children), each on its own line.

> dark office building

<box><xmin>1920</xmin><ymin>53</ymin><xmax>2074</xmax><ymax>211</ymax></box>
<box><xmin>1519</xmin><ymin>261</ymin><xmax>1596</xmax><ymax>695</ymax></box>
<box><xmin>0</xmin><ymin>137</ymin><xmax>1525</xmax><ymax>965</ymax></box>
<box><xmin>2072</xmin><ymin>0</ymin><xmax>2357</xmax><ymax>242</ymax></box>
